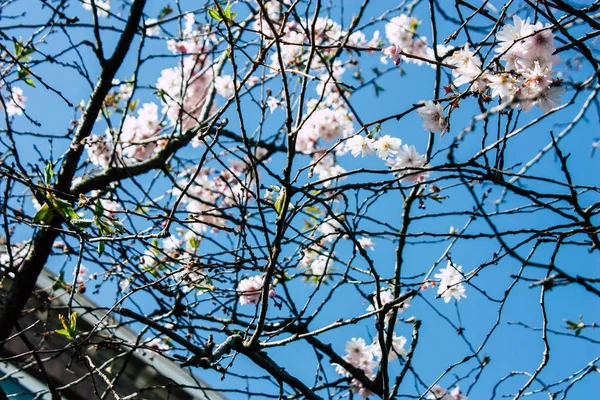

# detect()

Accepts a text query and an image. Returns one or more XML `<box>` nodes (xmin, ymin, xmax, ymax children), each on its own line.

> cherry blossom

<box><xmin>370</xmin><ymin>333</ymin><xmax>408</xmax><ymax>361</ymax></box>
<box><xmin>434</xmin><ymin>261</ymin><xmax>467</xmax><ymax>303</ymax></box>
<box><xmin>146</xmin><ymin>337</ymin><xmax>170</xmax><ymax>352</ymax></box>
<box><xmin>306</xmin><ymin>254</ymin><xmax>330</xmax><ymax>276</ymax></box>
<box><xmin>318</xmin><ymin>217</ymin><xmax>345</xmax><ymax>242</ymax></box>
<box><xmin>374</xmin><ymin>135</ymin><xmax>402</xmax><ymax>159</ymax></box>
<box><xmin>119</xmin><ymin>278</ymin><xmax>130</xmax><ymax>292</ymax></box>
<box><xmin>73</xmin><ymin>264</ymin><xmax>89</xmax><ymax>284</ymax></box>
<box><xmin>82</xmin><ymin>0</ymin><xmax>110</xmax><ymax>18</ymax></box>
<box><xmin>237</xmin><ymin>275</ymin><xmax>275</xmax><ymax>305</ymax></box>
<box><xmin>266</xmin><ymin>96</ymin><xmax>284</xmax><ymax>113</ymax></box>
<box><xmin>417</xmin><ymin>101</ymin><xmax>448</xmax><ymax>134</ymax></box>
<box><xmin>426</xmin><ymin>385</ymin><xmax>468</xmax><ymax>400</ymax></box>
<box><xmin>145</xmin><ymin>18</ymin><xmax>160</xmax><ymax>36</ymax></box>
<box><xmin>86</xmin><ymin>131</ymin><xmax>116</xmax><ymax>168</ymax></box>
<box><xmin>381</xmin><ymin>45</ymin><xmax>402</xmax><ymax>66</ymax></box>
<box><xmin>120</xmin><ymin>102</ymin><xmax>161</xmax><ymax>162</ymax></box>
<box><xmin>387</xmin><ymin>144</ymin><xmax>430</xmax><ymax>182</ymax></box>
<box><xmin>297</xmin><ymin>107</ymin><xmax>354</xmax><ymax>153</ymax></box>
<box><xmin>335</xmin><ymin>333</ymin><xmax>410</xmax><ymax>398</ymax></box>
<box><xmin>0</xmin><ymin>242</ymin><xmax>30</xmax><ymax>274</ymax></box>
<box><xmin>156</xmin><ymin>57</ymin><xmax>214</xmax><ymax>133</ymax></box>
<box><xmin>215</xmin><ymin>75</ymin><xmax>235</xmax><ymax>98</ymax></box>
<box><xmin>346</xmin><ymin>135</ymin><xmax>375</xmax><ymax>158</ymax></box>
<box><xmin>357</xmin><ymin>237</ymin><xmax>376</xmax><ymax>251</ymax></box>
<box><xmin>312</xmin><ymin>154</ymin><xmax>346</xmax><ymax>186</ymax></box>
<box><xmin>367</xmin><ymin>289</ymin><xmax>411</xmax><ymax>321</ymax></box>
<box><xmin>6</xmin><ymin>87</ymin><xmax>27</xmax><ymax>116</ymax></box>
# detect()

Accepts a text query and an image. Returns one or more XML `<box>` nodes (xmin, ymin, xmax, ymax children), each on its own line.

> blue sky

<box><xmin>1</xmin><ymin>1</ymin><xmax>599</xmax><ymax>399</ymax></box>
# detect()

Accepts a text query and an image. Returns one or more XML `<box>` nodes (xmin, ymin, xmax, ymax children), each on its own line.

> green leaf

<box><xmin>95</xmin><ymin>200</ymin><xmax>104</xmax><ymax>217</ymax></box>
<box><xmin>33</xmin><ymin>203</ymin><xmax>53</xmax><ymax>224</ymax></box>
<box><xmin>53</xmin><ymin>272</ymin><xmax>67</xmax><ymax>290</ymax></box>
<box><xmin>430</xmin><ymin>194</ymin><xmax>449</xmax><ymax>203</ymax></box>
<box><xmin>14</xmin><ymin>40</ymin><xmax>23</xmax><ymax>58</ymax></box>
<box><xmin>223</xmin><ymin>2</ymin><xmax>236</xmax><ymax>22</ymax></box>
<box><xmin>304</xmin><ymin>206</ymin><xmax>322</xmax><ymax>216</ymax></box>
<box><xmin>97</xmin><ymin>240</ymin><xmax>105</xmax><ymax>256</ymax></box>
<box><xmin>208</xmin><ymin>8</ymin><xmax>222</xmax><ymax>21</ymax></box>
<box><xmin>195</xmin><ymin>284</ymin><xmax>215</xmax><ymax>293</ymax></box>
<box><xmin>70</xmin><ymin>312</ymin><xmax>77</xmax><ymax>332</ymax></box>
<box><xmin>71</xmin><ymin>219</ymin><xmax>93</xmax><ymax>229</ymax></box>
<box><xmin>274</xmin><ymin>188</ymin><xmax>286</xmax><ymax>216</ymax></box>
<box><xmin>23</xmin><ymin>77</ymin><xmax>35</xmax><ymax>87</ymax></box>
<box><xmin>128</xmin><ymin>99</ymin><xmax>139</xmax><ymax>112</ymax></box>
<box><xmin>158</xmin><ymin>5</ymin><xmax>173</xmax><ymax>19</ymax></box>
<box><xmin>111</xmin><ymin>219</ymin><xmax>125</xmax><ymax>233</ymax></box>
<box><xmin>54</xmin><ymin>328</ymin><xmax>71</xmax><ymax>339</ymax></box>
<box><xmin>54</xmin><ymin>198</ymin><xmax>79</xmax><ymax>220</ymax></box>
<box><xmin>44</xmin><ymin>161</ymin><xmax>53</xmax><ymax>185</ymax></box>
<box><xmin>56</xmin><ymin>312</ymin><xmax>78</xmax><ymax>341</ymax></box>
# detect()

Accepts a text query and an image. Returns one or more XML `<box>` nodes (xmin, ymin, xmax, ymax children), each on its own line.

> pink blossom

<box><xmin>237</xmin><ymin>275</ymin><xmax>275</xmax><ymax>305</ymax></box>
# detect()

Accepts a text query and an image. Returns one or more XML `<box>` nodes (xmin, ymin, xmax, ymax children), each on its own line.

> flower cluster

<box><xmin>173</xmin><ymin>263</ymin><xmax>211</xmax><ymax>293</ymax></box>
<box><xmin>434</xmin><ymin>261</ymin><xmax>467</xmax><ymax>303</ymax></box>
<box><xmin>357</xmin><ymin>237</ymin><xmax>376</xmax><ymax>252</ymax></box>
<box><xmin>166</xmin><ymin>13</ymin><xmax>216</xmax><ymax>55</ymax></box>
<box><xmin>5</xmin><ymin>87</ymin><xmax>27</xmax><ymax>117</ymax></box>
<box><xmin>449</xmin><ymin>16</ymin><xmax>564</xmax><ymax>112</ymax></box>
<box><xmin>335</xmin><ymin>334</ymin><xmax>408</xmax><ymax>398</ymax></box>
<box><xmin>427</xmin><ymin>385</ymin><xmax>468</xmax><ymax>400</ymax></box>
<box><xmin>256</xmin><ymin>14</ymin><xmax>377</xmax><ymax>71</ymax></box>
<box><xmin>0</xmin><ymin>241</ymin><xmax>30</xmax><ymax>277</ymax></box>
<box><xmin>120</xmin><ymin>102</ymin><xmax>162</xmax><ymax>161</ymax></box>
<box><xmin>317</xmin><ymin>217</ymin><xmax>345</xmax><ymax>243</ymax></box>
<box><xmin>72</xmin><ymin>264</ymin><xmax>89</xmax><ymax>284</ymax></box>
<box><xmin>237</xmin><ymin>274</ymin><xmax>276</xmax><ymax>306</ymax></box>
<box><xmin>299</xmin><ymin>245</ymin><xmax>332</xmax><ymax>278</ymax></box>
<box><xmin>346</xmin><ymin>134</ymin><xmax>402</xmax><ymax>159</ymax></box>
<box><xmin>86</xmin><ymin>133</ymin><xmax>115</xmax><ymax>168</ymax></box>
<box><xmin>156</xmin><ymin>57</ymin><xmax>214</xmax><ymax>135</ymax></box>
<box><xmin>345</xmin><ymin>132</ymin><xmax>429</xmax><ymax>182</ymax></box>
<box><xmin>82</xmin><ymin>0</ymin><xmax>110</xmax><ymax>18</ymax></box>
<box><xmin>133</xmin><ymin>230</ymin><xmax>214</xmax><ymax>296</ymax></box>
<box><xmin>174</xmin><ymin>151</ymin><xmax>263</xmax><ymax>232</ymax></box>
<box><xmin>311</xmin><ymin>153</ymin><xmax>347</xmax><ymax>187</ymax></box>
<box><xmin>387</xmin><ymin>145</ymin><xmax>430</xmax><ymax>182</ymax></box>
<box><xmin>215</xmin><ymin>75</ymin><xmax>235</xmax><ymax>98</ymax></box>
<box><xmin>297</xmin><ymin>107</ymin><xmax>354</xmax><ymax>153</ymax></box>
<box><xmin>85</xmin><ymin>15</ymin><xmax>223</xmax><ymax>167</ymax></box>
<box><xmin>145</xmin><ymin>337</ymin><xmax>170</xmax><ymax>352</ymax></box>
<box><xmin>366</xmin><ymin>289</ymin><xmax>411</xmax><ymax>321</ymax></box>
<box><xmin>381</xmin><ymin>14</ymin><xmax>449</xmax><ymax>67</ymax></box>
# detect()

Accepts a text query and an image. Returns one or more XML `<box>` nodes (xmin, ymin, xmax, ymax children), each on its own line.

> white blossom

<box><xmin>346</xmin><ymin>135</ymin><xmax>375</xmax><ymax>157</ymax></box>
<box><xmin>215</xmin><ymin>75</ymin><xmax>235</xmax><ymax>98</ymax></box>
<box><xmin>357</xmin><ymin>237</ymin><xmax>376</xmax><ymax>251</ymax></box>
<box><xmin>82</xmin><ymin>0</ymin><xmax>110</xmax><ymax>18</ymax></box>
<box><xmin>374</xmin><ymin>135</ymin><xmax>402</xmax><ymax>159</ymax></box>
<box><xmin>145</xmin><ymin>18</ymin><xmax>160</xmax><ymax>36</ymax></box>
<box><xmin>6</xmin><ymin>87</ymin><xmax>27</xmax><ymax>116</ymax></box>
<box><xmin>237</xmin><ymin>275</ymin><xmax>275</xmax><ymax>305</ymax></box>
<box><xmin>387</xmin><ymin>145</ymin><xmax>429</xmax><ymax>182</ymax></box>
<box><xmin>434</xmin><ymin>261</ymin><xmax>467</xmax><ymax>303</ymax></box>
<box><xmin>417</xmin><ymin>101</ymin><xmax>447</xmax><ymax>134</ymax></box>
